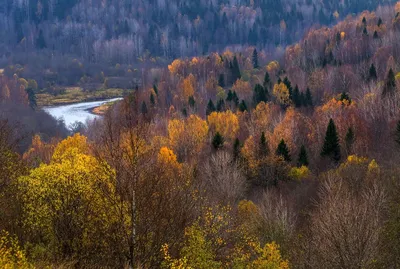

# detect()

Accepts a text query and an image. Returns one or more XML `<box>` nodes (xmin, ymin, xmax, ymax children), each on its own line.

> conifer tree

<box><xmin>283</xmin><ymin>77</ymin><xmax>293</xmax><ymax>98</ymax></box>
<box><xmin>252</xmin><ymin>48</ymin><xmax>259</xmax><ymax>69</ymax></box>
<box><xmin>232</xmin><ymin>91</ymin><xmax>239</xmax><ymax>107</ymax></box>
<box><xmin>259</xmin><ymin>132</ymin><xmax>269</xmax><ymax>157</ymax></box>
<box><xmin>226</xmin><ymin>90</ymin><xmax>233</xmax><ymax>102</ymax></box>
<box><xmin>153</xmin><ymin>84</ymin><xmax>159</xmax><ymax>95</ymax></box>
<box><xmin>253</xmin><ymin>84</ymin><xmax>267</xmax><ymax>106</ymax></box>
<box><xmin>293</xmin><ymin>85</ymin><xmax>301</xmax><ymax>107</ymax></box>
<box><xmin>368</xmin><ymin>64</ymin><xmax>377</xmax><ymax>81</ymax></box>
<box><xmin>182</xmin><ymin>108</ymin><xmax>187</xmax><ymax>117</ymax></box>
<box><xmin>150</xmin><ymin>93</ymin><xmax>155</xmax><ymax>106</ymax></box>
<box><xmin>377</xmin><ymin>17</ymin><xmax>383</xmax><ymax>27</ymax></box>
<box><xmin>305</xmin><ymin>88</ymin><xmax>313</xmax><ymax>107</ymax></box>
<box><xmin>231</xmin><ymin>55</ymin><xmax>241</xmax><ymax>82</ymax></box>
<box><xmin>297</xmin><ymin>145</ymin><xmax>309</xmax><ymax>167</ymax></box>
<box><xmin>363</xmin><ymin>27</ymin><xmax>368</xmax><ymax>36</ymax></box>
<box><xmin>345</xmin><ymin>127</ymin><xmax>355</xmax><ymax>154</ymax></box>
<box><xmin>263</xmin><ymin>71</ymin><xmax>271</xmax><ymax>90</ymax></box>
<box><xmin>141</xmin><ymin>101</ymin><xmax>148</xmax><ymax>114</ymax></box>
<box><xmin>339</xmin><ymin>92</ymin><xmax>351</xmax><ymax>104</ymax></box>
<box><xmin>321</xmin><ymin>119</ymin><xmax>341</xmax><ymax>163</ymax></box>
<box><xmin>218</xmin><ymin>74</ymin><xmax>225</xmax><ymax>88</ymax></box>
<box><xmin>239</xmin><ymin>100</ymin><xmax>248</xmax><ymax>112</ymax></box>
<box><xmin>395</xmin><ymin>121</ymin><xmax>400</xmax><ymax>146</ymax></box>
<box><xmin>233</xmin><ymin>138</ymin><xmax>241</xmax><ymax>160</ymax></box>
<box><xmin>216</xmin><ymin>98</ymin><xmax>225</xmax><ymax>112</ymax></box>
<box><xmin>26</xmin><ymin>88</ymin><xmax>37</xmax><ymax>109</ymax></box>
<box><xmin>206</xmin><ymin>99</ymin><xmax>216</xmax><ymax>115</ymax></box>
<box><xmin>383</xmin><ymin>68</ymin><xmax>396</xmax><ymax>96</ymax></box>
<box><xmin>188</xmin><ymin>96</ymin><xmax>196</xmax><ymax>108</ymax></box>
<box><xmin>373</xmin><ymin>31</ymin><xmax>379</xmax><ymax>39</ymax></box>
<box><xmin>212</xmin><ymin>132</ymin><xmax>224</xmax><ymax>150</ymax></box>
<box><xmin>36</xmin><ymin>30</ymin><xmax>47</xmax><ymax>49</ymax></box>
<box><xmin>276</xmin><ymin>139</ymin><xmax>291</xmax><ymax>162</ymax></box>
<box><xmin>362</xmin><ymin>16</ymin><xmax>367</xmax><ymax>25</ymax></box>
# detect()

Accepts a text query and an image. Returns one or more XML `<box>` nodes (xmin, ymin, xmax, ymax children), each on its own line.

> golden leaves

<box><xmin>207</xmin><ymin>111</ymin><xmax>239</xmax><ymax>141</ymax></box>
<box><xmin>273</xmin><ymin>83</ymin><xmax>290</xmax><ymax>105</ymax></box>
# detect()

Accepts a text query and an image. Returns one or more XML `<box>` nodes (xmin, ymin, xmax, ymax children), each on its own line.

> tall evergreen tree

<box><xmin>259</xmin><ymin>132</ymin><xmax>269</xmax><ymax>157</ymax></box>
<box><xmin>345</xmin><ymin>127</ymin><xmax>355</xmax><ymax>154</ymax></box>
<box><xmin>305</xmin><ymin>88</ymin><xmax>313</xmax><ymax>107</ymax></box>
<box><xmin>206</xmin><ymin>99</ymin><xmax>216</xmax><ymax>115</ymax></box>
<box><xmin>226</xmin><ymin>90</ymin><xmax>233</xmax><ymax>102</ymax></box>
<box><xmin>239</xmin><ymin>100</ymin><xmax>248</xmax><ymax>112</ymax></box>
<box><xmin>216</xmin><ymin>98</ymin><xmax>225</xmax><ymax>112</ymax></box>
<box><xmin>395</xmin><ymin>120</ymin><xmax>400</xmax><ymax>146</ymax></box>
<box><xmin>150</xmin><ymin>93</ymin><xmax>155</xmax><ymax>106</ymax></box>
<box><xmin>141</xmin><ymin>101</ymin><xmax>148</xmax><ymax>114</ymax></box>
<box><xmin>276</xmin><ymin>139</ymin><xmax>291</xmax><ymax>162</ymax></box>
<box><xmin>377</xmin><ymin>17</ymin><xmax>383</xmax><ymax>27</ymax></box>
<box><xmin>231</xmin><ymin>55</ymin><xmax>241</xmax><ymax>82</ymax></box>
<box><xmin>263</xmin><ymin>71</ymin><xmax>271</xmax><ymax>90</ymax></box>
<box><xmin>26</xmin><ymin>88</ymin><xmax>37</xmax><ymax>109</ymax></box>
<box><xmin>153</xmin><ymin>84</ymin><xmax>159</xmax><ymax>95</ymax></box>
<box><xmin>321</xmin><ymin>119</ymin><xmax>341</xmax><ymax>163</ymax></box>
<box><xmin>36</xmin><ymin>29</ymin><xmax>47</xmax><ymax>49</ymax></box>
<box><xmin>253</xmin><ymin>84</ymin><xmax>267</xmax><ymax>106</ymax></box>
<box><xmin>368</xmin><ymin>64</ymin><xmax>377</xmax><ymax>81</ymax></box>
<box><xmin>232</xmin><ymin>91</ymin><xmax>239</xmax><ymax>107</ymax></box>
<box><xmin>297</xmin><ymin>145</ymin><xmax>309</xmax><ymax>167</ymax></box>
<box><xmin>283</xmin><ymin>77</ymin><xmax>293</xmax><ymax>98</ymax></box>
<box><xmin>218</xmin><ymin>74</ymin><xmax>225</xmax><ymax>88</ymax></box>
<box><xmin>212</xmin><ymin>132</ymin><xmax>224</xmax><ymax>150</ymax></box>
<box><xmin>252</xmin><ymin>48</ymin><xmax>259</xmax><ymax>69</ymax></box>
<box><xmin>188</xmin><ymin>96</ymin><xmax>196</xmax><ymax>108</ymax></box>
<box><xmin>383</xmin><ymin>68</ymin><xmax>396</xmax><ymax>96</ymax></box>
<box><xmin>233</xmin><ymin>138</ymin><xmax>241</xmax><ymax>160</ymax></box>
<box><xmin>363</xmin><ymin>27</ymin><xmax>368</xmax><ymax>36</ymax></box>
<box><xmin>292</xmin><ymin>85</ymin><xmax>301</xmax><ymax>107</ymax></box>
<box><xmin>373</xmin><ymin>31</ymin><xmax>379</xmax><ymax>39</ymax></box>
<box><xmin>339</xmin><ymin>92</ymin><xmax>351</xmax><ymax>104</ymax></box>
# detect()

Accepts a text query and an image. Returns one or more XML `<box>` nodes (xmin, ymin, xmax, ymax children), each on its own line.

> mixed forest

<box><xmin>3</xmin><ymin>0</ymin><xmax>400</xmax><ymax>268</ymax></box>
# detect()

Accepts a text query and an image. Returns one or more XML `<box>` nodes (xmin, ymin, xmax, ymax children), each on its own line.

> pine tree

<box><xmin>368</xmin><ymin>64</ymin><xmax>377</xmax><ymax>81</ymax></box>
<box><xmin>218</xmin><ymin>74</ymin><xmax>225</xmax><ymax>88</ymax></box>
<box><xmin>276</xmin><ymin>139</ymin><xmax>291</xmax><ymax>162</ymax></box>
<box><xmin>383</xmin><ymin>68</ymin><xmax>396</xmax><ymax>96</ymax></box>
<box><xmin>305</xmin><ymin>88</ymin><xmax>313</xmax><ymax>107</ymax></box>
<box><xmin>141</xmin><ymin>101</ymin><xmax>148</xmax><ymax>114</ymax></box>
<box><xmin>345</xmin><ymin>127</ymin><xmax>355</xmax><ymax>154</ymax></box>
<box><xmin>377</xmin><ymin>17</ymin><xmax>383</xmax><ymax>27</ymax></box>
<box><xmin>321</xmin><ymin>119</ymin><xmax>341</xmax><ymax>163</ymax></box>
<box><xmin>226</xmin><ymin>90</ymin><xmax>233</xmax><ymax>102</ymax></box>
<box><xmin>212</xmin><ymin>132</ymin><xmax>224</xmax><ymax>150</ymax></box>
<box><xmin>259</xmin><ymin>132</ymin><xmax>269</xmax><ymax>157</ymax></box>
<box><xmin>182</xmin><ymin>108</ymin><xmax>187</xmax><ymax>117</ymax></box>
<box><xmin>263</xmin><ymin>71</ymin><xmax>271</xmax><ymax>90</ymax></box>
<box><xmin>253</xmin><ymin>84</ymin><xmax>267</xmax><ymax>106</ymax></box>
<box><xmin>339</xmin><ymin>92</ymin><xmax>351</xmax><ymax>104</ymax></box>
<box><xmin>153</xmin><ymin>84</ymin><xmax>159</xmax><ymax>95</ymax></box>
<box><xmin>36</xmin><ymin>29</ymin><xmax>47</xmax><ymax>49</ymax></box>
<box><xmin>216</xmin><ymin>98</ymin><xmax>225</xmax><ymax>112</ymax></box>
<box><xmin>206</xmin><ymin>99</ymin><xmax>216</xmax><ymax>115</ymax></box>
<box><xmin>252</xmin><ymin>48</ymin><xmax>259</xmax><ymax>69</ymax></box>
<box><xmin>283</xmin><ymin>77</ymin><xmax>293</xmax><ymax>98</ymax></box>
<box><xmin>233</xmin><ymin>138</ymin><xmax>241</xmax><ymax>160</ymax></box>
<box><xmin>26</xmin><ymin>88</ymin><xmax>37</xmax><ymax>109</ymax></box>
<box><xmin>150</xmin><ymin>93</ymin><xmax>155</xmax><ymax>106</ymax></box>
<box><xmin>297</xmin><ymin>145</ymin><xmax>309</xmax><ymax>167</ymax></box>
<box><xmin>188</xmin><ymin>96</ymin><xmax>196</xmax><ymax>108</ymax></box>
<box><xmin>239</xmin><ymin>100</ymin><xmax>247</xmax><ymax>112</ymax></box>
<box><xmin>231</xmin><ymin>55</ymin><xmax>241</xmax><ymax>82</ymax></box>
<box><xmin>373</xmin><ymin>31</ymin><xmax>379</xmax><ymax>39</ymax></box>
<box><xmin>293</xmin><ymin>85</ymin><xmax>301</xmax><ymax>107</ymax></box>
<box><xmin>363</xmin><ymin>27</ymin><xmax>368</xmax><ymax>36</ymax></box>
<box><xmin>362</xmin><ymin>16</ymin><xmax>367</xmax><ymax>25</ymax></box>
<box><xmin>232</xmin><ymin>91</ymin><xmax>239</xmax><ymax>107</ymax></box>
<box><xmin>395</xmin><ymin>121</ymin><xmax>400</xmax><ymax>146</ymax></box>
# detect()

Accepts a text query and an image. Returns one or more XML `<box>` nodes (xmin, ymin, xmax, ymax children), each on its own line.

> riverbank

<box><xmin>37</xmin><ymin>87</ymin><xmax>127</xmax><ymax>107</ymax></box>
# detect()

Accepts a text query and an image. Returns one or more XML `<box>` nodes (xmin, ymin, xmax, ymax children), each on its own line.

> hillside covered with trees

<box><xmin>3</xmin><ymin>1</ymin><xmax>400</xmax><ymax>269</ymax></box>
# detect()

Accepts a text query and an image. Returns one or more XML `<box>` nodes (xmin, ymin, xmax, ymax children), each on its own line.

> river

<box><xmin>43</xmin><ymin>98</ymin><xmax>122</xmax><ymax>128</ymax></box>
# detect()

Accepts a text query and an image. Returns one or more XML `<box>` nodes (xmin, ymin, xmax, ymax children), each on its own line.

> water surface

<box><xmin>43</xmin><ymin>98</ymin><xmax>122</xmax><ymax>128</ymax></box>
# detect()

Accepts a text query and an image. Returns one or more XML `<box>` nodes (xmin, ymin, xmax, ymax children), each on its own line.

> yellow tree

<box><xmin>273</xmin><ymin>83</ymin><xmax>290</xmax><ymax>106</ymax></box>
<box><xmin>18</xmin><ymin>134</ymin><xmax>123</xmax><ymax>264</ymax></box>
<box><xmin>182</xmin><ymin>74</ymin><xmax>196</xmax><ymax>101</ymax></box>
<box><xmin>207</xmin><ymin>111</ymin><xmax>239</xmax><ymax>142</ymax></box>
<box><xmin>168</xmin><ymin>115</ymin><xmax>209</xmax><ymax>161</ymax></box>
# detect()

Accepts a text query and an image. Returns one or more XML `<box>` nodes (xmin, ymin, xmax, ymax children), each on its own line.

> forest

<box><xmin>2</xmin><ymin>0</ymin><xmax>400</xmax><ymax>269</ymax></box>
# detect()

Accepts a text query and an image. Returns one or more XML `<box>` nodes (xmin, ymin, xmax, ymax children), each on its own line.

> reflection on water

<box><xmin>43</xmin><ymin>98</ymin><xmax>122</xmax><ymax>128</ymax></box>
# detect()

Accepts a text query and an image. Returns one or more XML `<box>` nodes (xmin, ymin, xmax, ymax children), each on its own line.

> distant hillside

<box><xmin>0</xmin><ymin>0</ymin><xmax>396</xmax><ymax>64</ymax></box>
